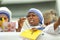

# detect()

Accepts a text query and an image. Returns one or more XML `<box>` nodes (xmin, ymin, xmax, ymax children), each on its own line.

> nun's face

<box><xmin>0</xmin><ymin>14</ymin><xmax>9</xmax><ymax>22</ymax></box>
<box><xmin>27</xmin><ymin>12</ymin><xmax>40</xmax><ymax>26</ymax></box>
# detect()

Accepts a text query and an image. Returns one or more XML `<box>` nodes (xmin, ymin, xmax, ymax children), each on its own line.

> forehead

<box><xmin>28</xmin><ymin>12</ymin><xmax>36</xmax><ymax>15</ymax></box>
<box><xmin>0</xmin><ymin>14</ymin><xmax>8</xmax><ymax>18</ymax></box>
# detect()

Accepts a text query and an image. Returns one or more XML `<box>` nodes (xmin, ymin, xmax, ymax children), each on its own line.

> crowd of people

<box><xmin>0</xmin><ymin>7</ymin><xmax>60</xmax><ymax>40</ymax></box>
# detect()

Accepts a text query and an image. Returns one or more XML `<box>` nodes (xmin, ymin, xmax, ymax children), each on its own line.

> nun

<box><xmin>17</xmin><ymin>8</ymin><xmax>45</xmax><ymax>40</ymax></box>
<box><xmin>43</xmin><ymin>17</ymin><xmax>60</xmax><ymax>34</ymax></box>
<box><xmin>0</xmin><ymin>7</ymin><xmax>11</xmax><ymax>32</ymax></box>
<box><xmin>17</xmin><ymin>8</ymin><xmax>45</xmax><ymax>32</ymax></box>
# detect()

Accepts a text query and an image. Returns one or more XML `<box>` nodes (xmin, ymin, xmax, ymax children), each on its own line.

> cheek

<box><xmin>34</xmin><ymin>17</ymin><xmax>39</xmax><ymax>21</ymax></box>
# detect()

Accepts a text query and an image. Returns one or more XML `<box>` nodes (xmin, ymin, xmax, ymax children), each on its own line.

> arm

<box><xmin>16</xmin><ymin>18</ymin><xmax>26</xmax><ymax>32</ymax></box>
<box><xmin>54</xmin><ymin>17</ymin><xmax>60</xmax><ymax>30</ymax></box>
<box><xmin>43</xmin><ymin>17</ymin><xmax>60</xmax><ymax>34</ymax></box>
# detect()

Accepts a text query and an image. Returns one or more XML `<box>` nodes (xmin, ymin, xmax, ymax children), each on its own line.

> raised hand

<box><xmin>54</xmin><ymin>17</ymin><xmax>60</xmax><ymax>30</ymax></box>
<box><xmin>16</xmin><ymin>17</ymin><xmax>26</xmax><ymax>32</ymax></box>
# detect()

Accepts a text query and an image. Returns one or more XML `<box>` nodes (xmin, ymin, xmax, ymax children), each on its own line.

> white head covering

<box><xmin>28</xmin><ymin>8</ymin><xmax>44</xmax><ymax>24</ymax></box>
<box><xmin>0</xmin><ymin>7</ymin><xmax>12</xmax><ymax>22</ymax></box>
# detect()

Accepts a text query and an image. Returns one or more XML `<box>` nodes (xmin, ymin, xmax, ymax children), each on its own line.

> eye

<box><xmin>33</xmin><ymin>15</ymin><xmax>36</xmax><ymax>16</ymax></box>
<box><xmin>4</xmin><ymin>18</ymin><xmax>7</xmax><ymax>20</ymax></box>
<box><xmin>27</xmin><ymin>15</ymin><xmax>30</xmax><ymax>17</ymax></box>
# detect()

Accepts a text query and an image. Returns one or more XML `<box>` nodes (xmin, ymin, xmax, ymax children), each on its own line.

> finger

<box><xmin>31</xmin><ymin>28</ymin><xmax>37</xmax><ymax>31</ymax></box>
<box><xmin>19</xmin><ymin>18</ymin><xmax>26</xmax><ymax>22</ymax></box>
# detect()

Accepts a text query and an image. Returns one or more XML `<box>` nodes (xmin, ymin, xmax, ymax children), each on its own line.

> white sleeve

<box><xmin>21</xmin><ymin>19</ymin><xmax>31</xmax><ymax>32</ymax></box>
<box><xmin>43</xmin><ymin>23</ymin><xmax>55</xmax><ymax>34</ymax></box>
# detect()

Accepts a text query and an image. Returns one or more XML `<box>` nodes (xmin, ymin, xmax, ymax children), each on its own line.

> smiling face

<box><xmin>0</xmin><ymin>14</ymin><xmax>9</xmax><ymax>22</ymax></box>
<box><xmin>27</xmin><ymin>12</ymin><xmax>40</xmax><ymax>26</ymax></box>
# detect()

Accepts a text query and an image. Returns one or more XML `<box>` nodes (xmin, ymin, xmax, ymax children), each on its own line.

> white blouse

<box><xmin>43</xmin><ymin>23</ymin><xmax>60</xmax><ymax>34</ymax></box>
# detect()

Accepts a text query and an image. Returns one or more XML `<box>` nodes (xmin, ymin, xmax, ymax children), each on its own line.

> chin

<box><xmin>30</xmin><ymin>24</ymin><xmax>37</xmax><ymax>26</ymax></box>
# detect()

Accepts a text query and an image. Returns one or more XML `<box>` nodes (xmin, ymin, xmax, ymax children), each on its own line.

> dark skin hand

<box><xmin>31</xmin><ymin>28</ymin><xmax>38</xmax><ymax>34</ymax></box>
<box><xmin>16</xmin><ymin>17</ymin><xmax>38</xmax><ymax>32</ymax></box>
<box><xmin>31</xmin><ymin>28</ymin><xmax>37</xmax><ymax>31</ymax></box>
<box><xmin>16</xmin><ymin>17</ymin><xmax>26</xmax><ymax>32</ymax></box>
<box><xmin>31</xmin><ymin>28</ymin><xmax>38</xmax><ymax>33</ymax></box>
<box><xmin>54</xmin><ymin>17</ymin><xmax>60</xmax><ymax>30</ymax></box>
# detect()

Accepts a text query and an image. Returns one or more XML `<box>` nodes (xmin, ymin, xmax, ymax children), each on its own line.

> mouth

<box><xmin>29</xmin><ymin>19</ymin><xmax>34</xmax><ymax>23</ymax></box>
<box><xmin>30</xmin><ymin>20</ymin><xmax>34</xmax><ymax>22</ymax></box>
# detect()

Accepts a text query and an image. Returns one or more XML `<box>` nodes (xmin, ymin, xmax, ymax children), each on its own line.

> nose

<box><xmin>29</xmin><ymin>15</ymin><xmax>33</xmax><ymax>19</ymax></box>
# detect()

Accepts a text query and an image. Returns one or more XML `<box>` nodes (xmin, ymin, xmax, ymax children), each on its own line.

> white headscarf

<box><xmin>28</xmin><ymin>8</ymin><xmax>44</xmax><ymax>24</ymax></box>
<box><xmin>0</xmin><ymin>7</ymin><xmax>12</xmax><ymax>22</ymax></box>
